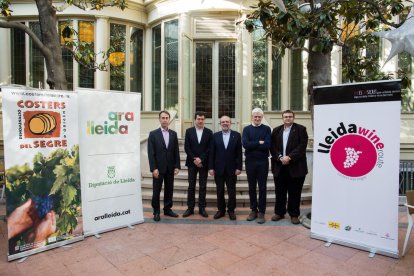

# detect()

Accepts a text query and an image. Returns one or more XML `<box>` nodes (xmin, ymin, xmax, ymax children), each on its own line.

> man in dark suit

<box><xmin>147</xmin><ymin>110</ymin><xmax>181</xmax><ymax>222</ymax></box>
<box><xmin>182</xmin><ymin>111</ymin><xmax>213</xmax><ymax>218</ymax></box>
<box><xmin>270</xmin><ymin>110</ymin><xmax>308</xmax><ymax>224</ymax></box>
<box><xmin>208</xmin><ymin>115</ymin><xmax>242</xmax><ymax>220</ymax></box>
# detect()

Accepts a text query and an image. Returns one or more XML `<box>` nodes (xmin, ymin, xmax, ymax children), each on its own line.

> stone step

<box><xmin>142</xmin><ymin>138</ymin><xmax>312</xmax><ymax>207</ymax></box>
<box><xmin>142</xmin><ymin>172</ymin><xmax>278</xmax><ymax>182</ymax></box>
<box><xmin>140</xmin><ymin>190</ymin><xmax>312</xmax><ymax>207</ymax></box>
<box><xmin>141</xmin><ymin>177</ymin><xmax>312</xmax><ymax>193</ymax></box>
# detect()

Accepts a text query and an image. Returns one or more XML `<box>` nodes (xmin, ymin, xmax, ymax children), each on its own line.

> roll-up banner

<box><xmin>311</xmin><ymin>80</ymin><xmax>401</xmax><ymax>258</ymax></box>
<box><xmin>1</xmin><ymin>86</ymin><xmax>83</xmax><ymax>261</ymax></box>
<box><xmin>78</xmin><ymin>89</ymin><xmax>143</xmax><ymax>236</ymax></box>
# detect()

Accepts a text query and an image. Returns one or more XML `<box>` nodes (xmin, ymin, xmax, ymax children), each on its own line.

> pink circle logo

<box><xmin>330</xmin><ymin>134</ymin><xmax>377</xmax><ymax>177</ymax></box>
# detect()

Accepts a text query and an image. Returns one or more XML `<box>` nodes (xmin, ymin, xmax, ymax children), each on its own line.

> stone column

<box><xmin>0</xmin><ymin>19</ymin><xmax>11</xmax><ymax>85</ymax></box>
<box><xmin>95</xmin><ymin>16</ymin><xmax>110</xmax><ymax>90</ymax></box>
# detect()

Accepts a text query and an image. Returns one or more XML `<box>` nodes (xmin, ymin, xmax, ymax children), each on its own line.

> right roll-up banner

<box><xmin>311</xmin><ymin>80</ymin><xmax>401</xmax><ymax>258</ymax></box>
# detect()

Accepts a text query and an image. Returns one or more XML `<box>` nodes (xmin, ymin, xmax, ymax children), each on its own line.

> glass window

<box><xmin>218</xmin><ymin>42</ymin><xmax>235</xmax><ymax>118</ymax></box>
<box><xmin>11</xmin><ymin>25</ymin><xmax>26</xmax><ymax>85</ymax></box>
<box><xmin>110</xmin><ymin>23</ymin><xmax>126</xmax><ymax>91</ymax></box>
<box><xmin>151</xmin><ymin>19</ymin><xmax>179</xmax><ymax>112</ymax></box>
<box><xmin>399</xmin><ymin>52</ymin><xmax>414</xmax><ymax>112</ymax></box>
<box><xmin>252</xmin><ymin>29</ymin><xmax>268</xmax><ymax>110</ymax></box>
<box><xmin>79</xmin><ymin>21</ymin><xmax>95</xmax><ymax>88</ymax></box>
<box><xmin>164</xmin><ymin>19</ymin><xmax>179</xmax><ymax>111</ymax></box>
<box><xmin>251</xmin><ymin>26</ymin><xmax>281</xmax><ymax>111</ymax></box>
<box><xmin>59</xmin><ymin>21</ymin><xmax>74</xmax><ymax>90</ymax></box>
<box><xmin>29</xmin><ymin>22</ymin><xmax>45</xmax><ymax>88</ymax></box>
<box><xmin>195</xmin><ymin>43</ymin><xmax>213</xmax><ymax>118</ymax></box>
<box><xmin>130</xmin><ymin>27</ymin><xmax>143</xmax><ymax>94</ymax></box>
<box><xmin>290</xmin><ymin>49</ymin><xmax>303</xmax><ymax>110</ymax></box>
<box><xmin>152</xmin><ymin>24</ymin><xmax>161</xmax><ymax>110</ymax></box>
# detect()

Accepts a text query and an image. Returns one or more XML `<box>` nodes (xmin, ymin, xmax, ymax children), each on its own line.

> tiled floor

<box><xmin>0</xmin><ymin>203</ymin><xmax>414</xmax><ymax>275</ymax></box>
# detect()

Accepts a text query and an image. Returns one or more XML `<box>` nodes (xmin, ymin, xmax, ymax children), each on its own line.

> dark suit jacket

<box><xmin>208</xmin><ymin>130</ymin><xmax>243</xmax><ymax>176</ymax></box>
<box><xmin>270</xmin><ymin>123</ymin><xmax>308</xmax><ymax>178</ymax></box>
<box><xmin>184</xmin><ymin>127</ymin><xmax>213</xmax><ymax>168</ymax></box>
<box><xmin>148</xmin><ymin>128</ymin><xmax>181</xmax><ymax>174</ymax></box>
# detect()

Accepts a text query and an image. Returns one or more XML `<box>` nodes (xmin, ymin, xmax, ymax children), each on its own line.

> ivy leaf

<box><xmin>61</xmin><ymin>184</ymin><xmax>77</xmax><ymax>207</ymax></box>
<box><xmin>56</xmin><ymin>210</ymin><xmax>78</xmax><ymax>234</ymax></box>
<box><xmin>50</xmin><ymin>166</ymin><xmax>67</xmax><ymax>195</ymax></box>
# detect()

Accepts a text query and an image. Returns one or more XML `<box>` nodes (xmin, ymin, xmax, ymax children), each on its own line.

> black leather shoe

<box><xmin>182</xmin><ymin>208</ymin><xmax>194</xmax><ymax>217</ymax></box>
<box><xmin>271</xmin><ymin>214</ymin><xmax>285</xmax><ymax>221</ymax></box>
<box><xmin>246</xmin><ymin>211</ymin><xmax>257</xmax><ymax>221</ymax></box>
<box><xmin>228</xmin><ymin>211</ymin><xmax>236</xmax><ymax>220</ymax></box>
<box><xmin>291</xmin><ymin>217</ymin><xmax>300</xmax><ymax>224</ymax></box>
<box><xmin>164</xmin><ymin>210</ymin><xmax>179</xmax><ymax>217</ymax></box>
<box><xmin>214</xmin><ymin>211</ymin><xmax>225</xmax><ymax>219</ymax></box>
<box><xmin>154</xmin><ymin>213</ymin><xmax>160</xmax><ymax>222</ymax></box>
<box><xmin>199</xmin><ymin>208</ymin><xmax>208</xmax><ymax>218</ymax></box>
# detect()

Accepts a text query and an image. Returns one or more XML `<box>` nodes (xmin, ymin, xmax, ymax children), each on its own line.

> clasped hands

<box><xmin>152</xmin><ymin>168</ymin><xmax>180</xmax><ymax>178</ymax></box>
<box><xmin>280</xmin><ymin>156</ymin><xmax>291</xmax><ymax>165</ymax></box>
<box><xmin>193</xmin><ymin>157</ymin><xmax>203</xmax><ymax>168</ymax></box>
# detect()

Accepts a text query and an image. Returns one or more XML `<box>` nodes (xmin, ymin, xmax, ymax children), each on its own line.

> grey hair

<box><xmin>251</xmin><ymin>107</ymin><xmax>264</xmax><ymax>115</ymax></box>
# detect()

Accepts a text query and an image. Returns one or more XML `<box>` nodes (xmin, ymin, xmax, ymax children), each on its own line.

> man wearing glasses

<box><xmin>270</xmin><ymin>110</ymin><xmax>308</xmax><ymax>224</ymax></box>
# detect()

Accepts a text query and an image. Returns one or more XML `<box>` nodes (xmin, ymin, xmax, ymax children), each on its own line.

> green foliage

<box><xmin>0</xmin><ymin>0</ymin><xmax>11</xmax><ymax>16</ymax></box>
<box><xmin>61</xmin><ymin>24</ymin><xmax>111</xmax><ymax>71</ymax></box>
<box><xmin>245</xmin><ymin>0</ymin><xmax>412</xmax><ymax>83</ymax></box>
<box><xmin>6</xmin><ymin>145</ymin><xmax>81</xmax><ymax>235</ymax></box>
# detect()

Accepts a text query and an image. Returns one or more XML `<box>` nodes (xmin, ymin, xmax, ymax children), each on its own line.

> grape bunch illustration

<box><xmin>6</xmin><ymin>145</ymin><xmax>81</xmax><ymax>237</ymax></box>
<box><xmin>343</xmin><ymin>147</ymin><xmax>362</xmax><ymax>168</ymax></box>
<box><xmin>31</xmin><ymin>194</ymin><xmax>54</xmax><ymax>219</ymax></box>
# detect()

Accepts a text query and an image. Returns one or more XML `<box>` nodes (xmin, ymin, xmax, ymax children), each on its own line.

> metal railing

<box><xmin>400</xmin><ymin>161</ymin><xmax>414</xmax><ymax>195</ymax></box>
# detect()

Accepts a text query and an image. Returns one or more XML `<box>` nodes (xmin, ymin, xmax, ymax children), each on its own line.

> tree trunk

<box><xmin>35</xmin><ymin>0</ymin><xmax>67</xmax><ymax>90</ymax></box>
<box><xmin>307</xmin><ymin>38</ymin><xmax>332</xmax><ymax>130</ymax></box>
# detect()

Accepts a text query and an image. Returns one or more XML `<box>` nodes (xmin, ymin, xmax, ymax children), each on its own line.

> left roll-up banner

<box><xmin>1</xmin><ymin>87</ymin><xmax>83</xmax><ymax>261</ymax></box>
<box><xmin>78</xmin><ymin>89</ymin><xmax>143</xmax><ymax>236</ymax></box>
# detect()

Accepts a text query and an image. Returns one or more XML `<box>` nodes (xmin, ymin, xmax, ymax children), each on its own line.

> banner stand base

<box><xmin>311</xmin><ymin>233</ymin><xmax>399</xmax><ymax>259</ymax></box>
<box><xmin>8</xmin><ymin>236</ymin><xmax>84</xmax><ymax>262</ymax></box>
<box><xmin>127</xmin><ymin>225</ymin><xmax>135</xmax><ymax>230</ymax></box>
<box><xmin>325</xmin><ymin>241</ymin><xmax>332</xmax><ymax>247</ymax></box>
<box><xmin>17</xmin><ymin>257</ymin><xmax>28</xmax><ymax>263</ymax></box>
<box><xmin>61</xmin><ymin>245</ymin><xmax>72</xmax><ymax>249</ymax></box>
<box><xmin>84</xmin><ymin>219</ymin><xmax>144</xmax><ymax>238</ymax></box>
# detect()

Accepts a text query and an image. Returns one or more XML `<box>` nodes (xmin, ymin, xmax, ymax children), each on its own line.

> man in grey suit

<box><xmin>148</xmin><ymin>110</ymin><xmax>181</xmax><ymax>222</ymax></box>
<box><xmin>208</xmin><ymin>115</ymin><xmax>242</xmax><ymax>220</ymax></box>
<box><xmin>183</xmin><ymin>111</ymin><xmax>213</xmax><ymax>218</ymax></box>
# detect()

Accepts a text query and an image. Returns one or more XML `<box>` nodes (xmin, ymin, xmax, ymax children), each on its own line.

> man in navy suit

<box><xmin>208</xmin><ymin>115</ymin><xmax>242</xmax><ymax>220</ymax></box>
<box><xmin>270</xmin><ymin>110</ymin><xmax>308</xmax><ymax>224</ymax></box>
<box><xmin>148</xmin><ymin>110</ymin><xmax>181</xmax><ymax>222</ymax></box>
<box><xmin>182</xmin><ymin>111</ymin><xmax>213</xmax><ymax>218</ymax></box>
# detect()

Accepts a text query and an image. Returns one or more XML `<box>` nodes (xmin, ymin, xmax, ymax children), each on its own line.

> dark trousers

<box><xmin>187</xmin><ymin>166</ymin><xmax>208</xmax><ymax>209</ymax></box>
<box><xmin>214</xmin><ymin>172</ymin><xmax>237</xmax><ymax>213</ymax></box>
<box><xmin>152</xmin><ymin>172</ymin><xmax>174</xmax><ymax>214</ymax></box>
<box><xmin>274</xmin><ymin>166</ymin><xmax>305</xmax><ymax>217</ymax></box>
<box><xmin>245</xmin><ymin>158</ymin><xmax>269</xmax><ymax>214</ymax></box>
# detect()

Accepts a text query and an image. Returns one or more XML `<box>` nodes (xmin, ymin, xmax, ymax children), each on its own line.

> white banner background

<box><xmin>78</xmin><ymin>89</ymin><xmax>143</xmax><ymax>236</ymax></box>
<box><xmin>2</xmin><ymin>87</ymin><xmax>82</xmax><ymax>261</ymax></box>
<box><xmin>311</xmin><ymin>82</ymin><xmax>400</xmax><ymax>257</ymax></box>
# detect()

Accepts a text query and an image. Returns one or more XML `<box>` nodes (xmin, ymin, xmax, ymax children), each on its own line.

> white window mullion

<box><xmin>161</xmin><ymin>22</ymin><xmax>165</xmax><ymax>110</ymax></box>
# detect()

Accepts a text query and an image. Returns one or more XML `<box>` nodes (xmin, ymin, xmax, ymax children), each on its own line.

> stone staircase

<box><xmin>141</xmin><ymin>139</ymin><xmax>312</xmax><ymax>208</ymax></box>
